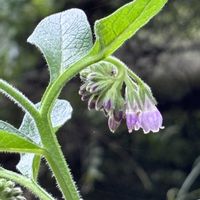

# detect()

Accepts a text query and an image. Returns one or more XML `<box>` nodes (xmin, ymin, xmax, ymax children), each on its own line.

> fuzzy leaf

<box><xmin>17</xmin><ymin>154</ymin><xmax>41</xmax><ymax>179</ymax></box>
<box><xmin>0</xmin><ymin>120</ymin><xmax>23</xmax><ymax>136</ymax></box>
<box><xmin>92</xmin><ymin>0</ymin><xmax>167</xmax><ymax>56</ymax></box>
<box><xmin>0</xmin><ymin>130</ymin><xmax>42</xmax><ymax>154</ymax></box>
<box><xmin>17</xmin><ymin>99</ymin><xmax>72</xmax><ymax>179</ymax></box>
<box><xmin>28</xmin><ymin>9</ymin><xmax>93</xmax><ymax>82</ymax></box>
<box><xmin>51</xmin><ymin>99</ymin><xmax>73</xmax><ymax>128</ymax></box>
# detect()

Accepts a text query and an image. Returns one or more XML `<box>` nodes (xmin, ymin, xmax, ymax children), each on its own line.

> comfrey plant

<box><xmin>0</xmin><ymin>0</ymin><xmax>167</xmax><ymax>199</ymax></box>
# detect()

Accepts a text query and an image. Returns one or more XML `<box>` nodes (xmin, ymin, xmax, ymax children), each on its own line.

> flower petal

<box><xmin>139</xmin><ymin>107</ymin><xmax>163</xmax><ymax>133</ymax></box>
<box><xmin>108</xmin><ymin>115</ymin><xmax>120</xmax><ymax>133</ymax></box>
<box><xmin>126</xmin><ymin>112</ymin><xmax>140</xmax><ymax>133</ymax></box>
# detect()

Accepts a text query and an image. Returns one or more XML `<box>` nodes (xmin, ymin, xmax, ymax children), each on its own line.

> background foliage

<box><xmin>0</xmin><ymin>0</ymin><xmax>200</xmax><ymax>199</ymax></box>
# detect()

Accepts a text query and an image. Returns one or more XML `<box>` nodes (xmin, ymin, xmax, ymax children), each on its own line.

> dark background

<box><xmin>0</xmin><ymin>0</ymin><xmax>200</xmax><ymax>199</ymax></box>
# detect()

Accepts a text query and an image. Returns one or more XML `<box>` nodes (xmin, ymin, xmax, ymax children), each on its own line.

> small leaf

<box><xmin>92</xmin><ymin>0</ymin><xmax>167</xmax><ymax>56</ymax></box>
<box><xmin>17</xmin><ymin>112</ymin><xmax>41</xmax><ymax>179</ymax></box>
<box><xmin>0</xmin><ymin>130</ymin><xmax>43</xmax><ymax>154</ymax></box>
<box><xmin>28</xmin><ymin>9</ymin><xmax>93</xmax><ymax>82</ymax></box>
<box><xmin>51</xmin><ymin>99</ymin><xmax>72</xmax><ymax>128</ymax></box>
<box><xmin>17</xmin><ymin>154</ymin><xmax>41</xmax><ymax>179</ymax></box>
<box><xmin>17</xmin><ymin>99</ymin><xmax>73</xmax><ymax>179</ymax></box>
<box><xmin>19</xmin><ymin>111</ymin><xmax>41</xmax><ymax>144</ymax></box>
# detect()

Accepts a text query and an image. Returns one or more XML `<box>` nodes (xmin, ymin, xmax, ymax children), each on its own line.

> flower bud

<box><xmin>137</xmin><ymin>84</ymin><xmax>163</xmax><ymax>133</ymax></box>
<box><xmin>0</xmin><ymin>178</ymin><xmax>26</xmax><ymax>200</ymax></box>
<box><xmin>108</xmin><ymin>113</ymin><xmax>121</xmax><ymax>133</ymax></box>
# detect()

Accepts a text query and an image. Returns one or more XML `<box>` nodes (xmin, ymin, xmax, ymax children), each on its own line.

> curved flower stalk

<box><xmin>79</xmin><ymin>57</ymin><xmax>164</xmax><ymax>134</ymax></box>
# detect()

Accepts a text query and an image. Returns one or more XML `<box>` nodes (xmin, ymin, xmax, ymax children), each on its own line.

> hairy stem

<box><xmin>0</xmin><ymin>79</ymin><xmax>39</xmax><ymax>120</ymax></box>
<box><xmin>40</xmin><ymin>54</ymin><xmax>101</xmax><ymax>118</ymax></box>
<box><xmin>0</xmin><ymin>167</ymin><xmax>54</xmax><ymax>200</ymax></box>
<box><xmin>37</xmin><ymin>119</ymin><xmax>81</xmax><ymax>200</ymax></box>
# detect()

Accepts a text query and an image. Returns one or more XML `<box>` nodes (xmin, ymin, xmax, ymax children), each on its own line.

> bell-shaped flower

<box><xmin>124</xmin><ymin>80</ymin><xmax>141</xmax><ymax>133</ymax></box>
<box><xmin>138</xmin><ymin>85</ymin><xmax>164</xmax><ymax>133</ymax></box>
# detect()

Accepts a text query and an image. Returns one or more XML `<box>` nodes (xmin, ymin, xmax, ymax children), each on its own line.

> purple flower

<box><xmin>126</xmin><ymin>111</ymin><xmax>140</xmax><ymax>133</ymax></box>
<box><xmin>125</xmin><ymin>85</ymin><xmax>141</xmax><ymax>133</ymax></box>
<box><xmin>79</xmin><ymin>60</ymin><xmax>164</xmax><ymax>134</ymax></box>
<box><xmin>138</xmin><ymin>96</ymin><xmax>163</xmax><ymax>134</ymax></box>
<box><xmin>108</xmin><ymin>113</ymin><xmax>121</xmax><ymax>133</ymax></box>
<box><xmin>103</xmin><ymin>99</ymin><xmax>112</xmax><ymax>111</ymax></box>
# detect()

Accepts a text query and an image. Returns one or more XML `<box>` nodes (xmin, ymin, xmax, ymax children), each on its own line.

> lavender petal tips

<box><xmin>126</xmin><ymin>111</ymin><xmax>140</xmax><ymax>133</ymax></box>
<box><xmin>139</xmin><ymin>105</ymin><xmax>163</xmax><ymax>134</ymax></box>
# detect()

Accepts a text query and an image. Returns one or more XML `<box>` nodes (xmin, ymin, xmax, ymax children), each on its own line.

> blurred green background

<box><xmin>0</xmin><ymin>0</ymin><xmax>200</xmax><ymax>199</ymax></box>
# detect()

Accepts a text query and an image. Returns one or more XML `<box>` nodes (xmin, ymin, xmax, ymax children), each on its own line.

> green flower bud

<box><xmin>0</xmin><ymin>178</ymin><xmax>26</xmax><ymax>200</ymax></box>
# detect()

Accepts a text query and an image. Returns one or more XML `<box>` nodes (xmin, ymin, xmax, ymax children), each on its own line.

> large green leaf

<box><xmin>92</xmin><ymin>0</ymin><xmax>167</xmax><ymax>56</ymax></box>
<box><xmin>28</xmin><ymin>9</ymin><xmax>93</xmax><ymax>82</ymax></box>
<box><xmin>0</xmin><ymin>130</ymin><xmax>42</xmax><ymax>154</ymax></box>
<box><xmin>0</xmin><ymin>120</ymin><xmax>43</xmax><ymax>179</ymax></box>
<box><xmin>17</xmin><ymin>99</ymin><xmax>73</xmax><ymax>179</ymax></box>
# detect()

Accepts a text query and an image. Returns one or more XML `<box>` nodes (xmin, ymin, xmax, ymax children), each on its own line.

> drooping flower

<box><xmin>138</xmin><ymin>94</ymin><xmax>163</xmax><ymax>134</ymax></box>
<box><xmin>79</xmin><ymin>59</ymin><xmax>164</xmax><ymax>134</ymax></box>
<box><xmin>133</xmin><ymin>83</ymin><xmax>164</xmax><ymax>133</ymax></box>
<box><xmin>124</xmin><ymin>79</ymin><xmax>141</xmax><ymax>133</ymax></box>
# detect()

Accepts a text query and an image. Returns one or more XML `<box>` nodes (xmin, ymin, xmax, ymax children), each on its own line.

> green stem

<box><xmin>0</xmin><ymin>167</ymin><xmax>54</xmax><ymax>200</ymax></box>
<box><xmin>0</xmin><ymin>79</ymin><xmax>39</xmax><ymax>120</ymax></box>
<box><xmin>105</xmin><ymin>56</ymin><xmax>145</xmax><ymax>85</ymax></box>
<box><xmin>37</xmin><ymin>119</ymin><xmax>81</xmax><ymax>200</ymax></box>
<box><xmin>105</xmin><ymin>56</ymin><xmax>127</xmax><ymax>80</ymax></box>
<box><xmin>105</xmin><ymin>56</ymin><xmax>145</xmax><ymax>86</ymax></box>
<box><xmin>40</xmin><ymin>54</ymin><xmax>101</xmax><ymax>117</ymax></box>
<box><xmin>38</xmin><ymin>54</ymin><xmax>102</xmax><ymax>199</ymax></box>
<box><xmin>176</xmin><ymin>160</ymin><xmax>200</xmax><ymax>199</ymax></box>
<box><xmin>22</xmin><ymin>52</ymin><xmax>102</xmax><ymax>200</ymax></box>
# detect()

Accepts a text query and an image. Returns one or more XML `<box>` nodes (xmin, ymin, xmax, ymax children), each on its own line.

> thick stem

<box><xmin>0</xmin><ymin>167</ymin><xmax>54</xmax><ymax>200</ymax></box>
<box><xmin>37</xmin><ymin>54</ymin><xmax>102</xmax><ymax>199</ymax></box>
<box><xmin>0</xmin><ymin>79</ymin><xmax>39</xmax><ymax>120</ymax></box>
<box><xmin>36</xmin><ymin>53</ymin><xmax>104</xmax><ymax>199</ymax></box>
<box><xmin>37</xmin><ymin>118</ymin><xmax>81</xmax><ymax>200</ymax></box>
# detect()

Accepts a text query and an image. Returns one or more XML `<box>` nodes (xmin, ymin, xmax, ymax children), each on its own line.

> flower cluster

<box><xmin>79</xmin><ymin>60</ymin><xmax>163</xmax><ymax>134</ymax></box>
<box><xmin>0</xmin><ymin>178</ymin><xmax>26</xmax><ymax>200</ymax></box>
